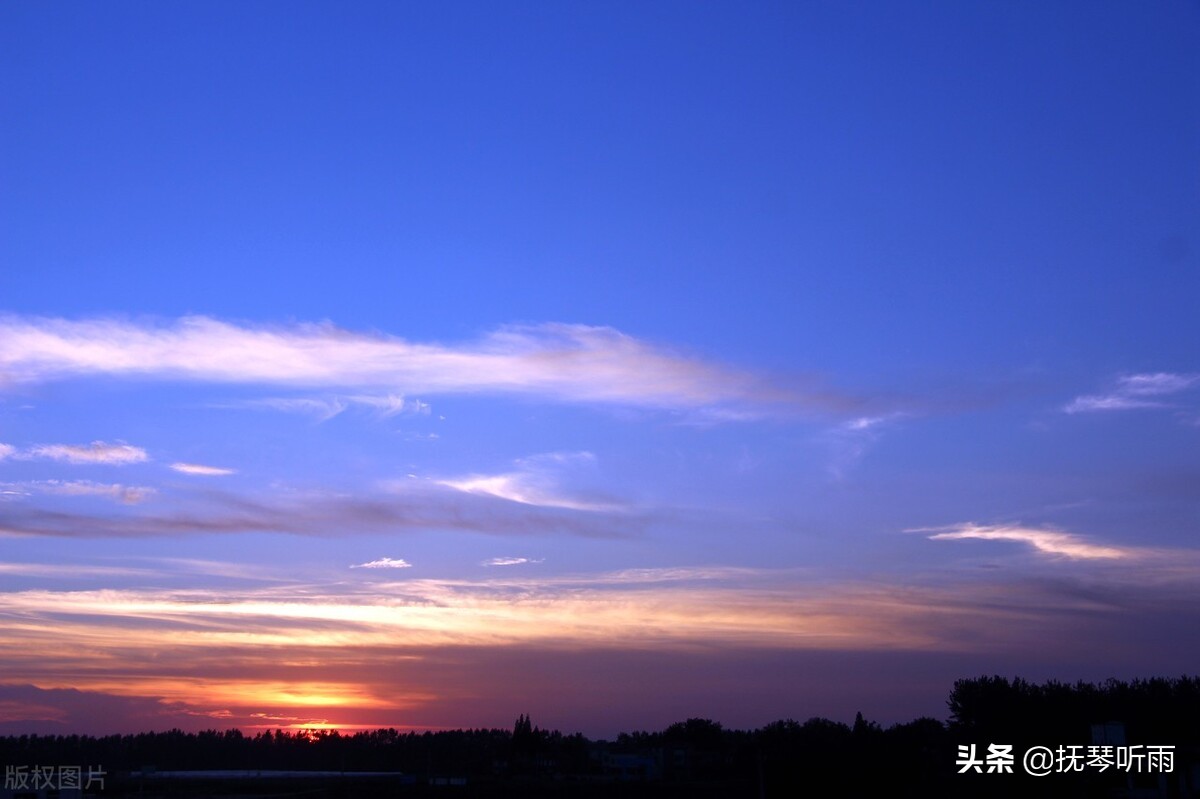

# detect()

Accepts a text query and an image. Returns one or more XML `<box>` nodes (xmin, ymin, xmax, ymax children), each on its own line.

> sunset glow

<box><xmin>2</xmin><ymin>1</ymin><xmax>1198</xmax><ymax>738</ymax></box>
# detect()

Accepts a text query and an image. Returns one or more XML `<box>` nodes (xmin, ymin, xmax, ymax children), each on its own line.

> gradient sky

<box><xmin>1</xmin><ymin>1</ymin><xmax>1198</xmax><ymax>738</ymax></box>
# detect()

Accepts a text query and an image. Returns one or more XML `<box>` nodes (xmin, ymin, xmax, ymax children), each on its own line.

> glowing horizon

<box><xmin>2</xmin><ymin>1</ymin><xmax>1198</xmax><ymax>738</ymax></box>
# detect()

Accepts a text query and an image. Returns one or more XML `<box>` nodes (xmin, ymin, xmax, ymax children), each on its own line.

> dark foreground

<box><xmin>3</xmin><ymin>676</ymin><xmax>1198</xmax><ymax>798</ymax></box>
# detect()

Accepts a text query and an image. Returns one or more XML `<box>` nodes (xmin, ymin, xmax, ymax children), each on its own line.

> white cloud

<box><xmin>0</xmin><ymin>315</ymin><xmax>819</xmax><ymax>415</ymax></box>
<box><xmin>234</xmin><ymin>393</ymin><xmax>430</xmax><ymax>421</ymax></box>
<box><xmin>27</xmin><ymin>441</ymin><xmax>148</xmax><ymax>465</ymax></box>
<box><xmin>345</xmin><ymin>394</ymin><xmax>430</xmax><ymax>417</ymax></box>
<box><xmin>918</xmin><ymin>522</ymin><xmax>1130</xmax><ymax>560</ymax></box>
<box><xmin>350</xmin><ymin>557</ymin><xmax>412</xmax><ymax>569</ymax></box>
<box><xmin>843</xmin><ymin>416</ymin><xmax>886</xmax><ymax>432</ymax></box>
<box><xmin>514</xmin><ymin>450</ymin><xmax>595</xmax><ymax>468</ymax></box>
<box><xmin>1064</xmin><ymin>395</ymin><xmax>1163</xmax><ymax>413</ymax></box>
<box><xmin>824</xmin><ymin>414</ymin><xmax>903</xmax><ymax>479</ymax></box>
<box><xmin>0</xmin><ymin>443</ymin><xmax>14</xmax><ymax>460</ymax></box>
<box><xmin>482</xmin><ymin>557</ymin><xmax>544</xmax><ymax>567</ymax></box>
<box><xmin>438</xmin><ymin>474</ymin><xmax>606</xmax><ymax>510</ymax></box>
<box><xmin>1118</xmin><ymin>373</ymin><xmax>1198</xmax><ymax>395</ymax></box>
<box><xmin>1064</xmin><ymin>372</ymin><xmax>1199</xmax><ymax>414</ymax></box>
<box><xmin>236</xmin><ymin>397</ymin><xmax>349</xmax><ymax>421</ymax></box>
<box><xmin>170</xmin><ymin>463</ymin><xmax>236</xmax><ymax>476</ymax></box>
<box><xmin>436</xmin><ymin>451</ymin><xmax>617</xmax><ymax>512</ymax></box>
<box><xmin>398</xmin><ymin>431</ymin><xmax>439</xmax><ymax>442</ymax></box>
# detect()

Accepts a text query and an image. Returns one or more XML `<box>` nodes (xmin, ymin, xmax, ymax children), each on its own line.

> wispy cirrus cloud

<box><xmin>237</xmin><ymin>396</ymin><xmax>349</xmax><ymax>420</ymax></box>
<box><xmin>2</xmin><ymin>562</ymin><xmax>1200</xmax><ymax>734</ymax></box>
<box><xmin>350</xmin><ymin>557</ymin><xmax>412</xmax><ymax>569</ymax></box>
<box><xmin>230</xmin><ymin>394</ymin><xmax>430</xmax><ymax>422</ymax></box>
<box><xmin>824</xmin><ymin>414</ymin><xmax>904</xmax><ymax>478</ymax></box>
<box><xmin>23</xmin><ymin>441</ymin><xmax>148</xmax><ymax>465</ymax></box>
<box><xmin>4</xmin><ymin>563</ymin><xmax>1197</xmax><ymax>685</ymax></box>
<box><xmin>0</xmin><ymin>568</ymin><xmax>977</xmax><ymax>658</ymax></box>
<box><xmin>0</xmin><ymin>484</ymin><xmax>636</xmax><ymax>540</ymax></box>
<box><xmin>0</xmin><ymin>562</ymin><xmax>158</xmax><ymax>579</ymax></box>
<box><xmin>435</xmin><ymin>451</ymin><xmax>619</xmax><ymax>512</ymax></box>
<box><xmin>170</xmin><ymin>463</ymin><xmax>236</xmax><ymax>476</ymax></box>
<box><xmin>0</xmin><ymin>315</ymin><xmax>830</xmax><ymax>416</ymax></box>
<box><xmin>482</xmin><ymin>557</ymin><xmax>543</xmax><ymax>567</ymax></box>
<box><xmin>917</xmin><ymin>522</ymin><xmax>1132</xmax><ymax>560</ymax></box>
<box><xmin>0</xmin><ymin>479</ymin><xmax>154</xmax><ymax>505</ymax></box>
<box><xmin>1064</xmin><ymin>372</ymin><xmax>1199</xmax><ymax>414</ymax></box>
<box><xmin>437</xmin><ymin>474</ymin><xmax>611</xmax><ymax>511</ymax></box>
<box><xmin>130</xmin><ymin>556</ymin><xmax>294</xmax><ymax>582</ymax></box>
<box><xmin>346</xmin><ymin>394</ymin><xmax>431</xmax><ymax>417</ymax></box>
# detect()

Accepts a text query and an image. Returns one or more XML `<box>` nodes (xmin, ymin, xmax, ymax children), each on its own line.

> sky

<box><xmin>1</xmin><ymin>1</ymin><xmax>1198</xmax><ymax>738</ymax></box>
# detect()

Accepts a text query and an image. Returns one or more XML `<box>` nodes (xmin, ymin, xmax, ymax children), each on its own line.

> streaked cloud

<box><xmin>0</xmin><ymin>562</ymin><xmax>158</xmax><ymax>579</ymax></box>
<box><xmin>3</xmin><ymin>563</ymin><xmax>1195</xmax><ymax>687</ymax></box>
<box><xmin>345</xmin><ymin>394</ymin><xmax>431</xmax><ymax>417</ymax></box>
<box><xmin>1064</xmin><ymin>372</ymin><xmax>1199</xmax><ymax>414</ymax></box>
<box><xmin>436</xmin><ymin>450</ymin><xmax>619</xmax><ymax>512</ymax></box>
<box><xmin>482</xmin><ymin>557</ymin><xmax>543</xmax><ymax>567</ymax></box>
<box><xmin>235</xmin><ymin>396</ymin><xmax>349</xmax><ymax>420</ymax></box>
<box><xmin>0</xmin><ymin>569</ymin><xmax>981</xmax><ymax>657</ymax></box>
<box><xmin>170</xmin><ymin>462</ymin><xmax>236</xmax><ymax>476</ymax></box>
<box><xmin>398</xmin><ymin>431</ymin><xmax>440</xmax><ymax>442</ymax></box>
<box><xmin>0</xmin><ymin>485</ymin><xmax>635</xmax><ymax>540</ymax></box>
<box><xmin>0</xmin><ymin>315</ymin><xmax>829</xmax><ymax>415</ymax></box>
<box><xmin>131</xmin><ymin>557</ymin><xmax>294</xmax><ymax>582</ymax></box>
<box><xmin>350</xmin><ymin>557</ymin><xmax>412</xmax><ymax>569</ymax></box>
<box><xmin>231</xmin><ymin>394</ymin><xmax>429</xmax><ymax>422</ymax></box>
<box><xmin>437</xmin><ymin>474</ymin><xmax>610</xmax><ymax>511</ymax></box>
<box><xmin>0</xmin><ymin>555</ymin><xmax>275</xmax><ymax>583</ymax></box>
<box><xmin>0</xmin><ymin>479</ymin><xmax>155</xmax><ymax>505</ymax></box>
<box><xmin>824</xmin><ymin>414</ymin><xmax>903</xmax><ymax>478</ymax></box>
<box><xmin>25</xmin><ymin>441</ymin><xmax>148</xmax><ymax>465</ymax></box>
<box><xmin>1119</xmin><ymin>373</ymin><xmax>1198</xmax><ymax>395</ymax></box>
<box><xmin>1</xmin><ymin>560</ymin><xmax>1199</xmax><ymax>733</ymax></box>
<box><xmin>843</xmin><ymin>416</ymin><xmax>887</xmax><ymax>432</ymax></box>
<box><xmin>571</xmin><ymin>566</ymin><xmax>769</xmax><ymax>585</ymax></box>
<box><xmin>919</xmin><ymin>522</ymin><xmax>1131</xmax><ymax>560</ymax></box>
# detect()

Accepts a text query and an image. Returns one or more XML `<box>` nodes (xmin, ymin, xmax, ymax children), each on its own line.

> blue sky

<box><xmin>1</xmin><ymin>1</ymin><xmax>1198</xmax><ymax>736</ymax></box>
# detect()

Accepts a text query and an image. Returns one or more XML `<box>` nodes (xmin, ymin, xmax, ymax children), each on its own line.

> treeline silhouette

<box><xmin>1</xmin><ymin>676</ymin><xmax>1196</xmax><ymax>797</ymax></box>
